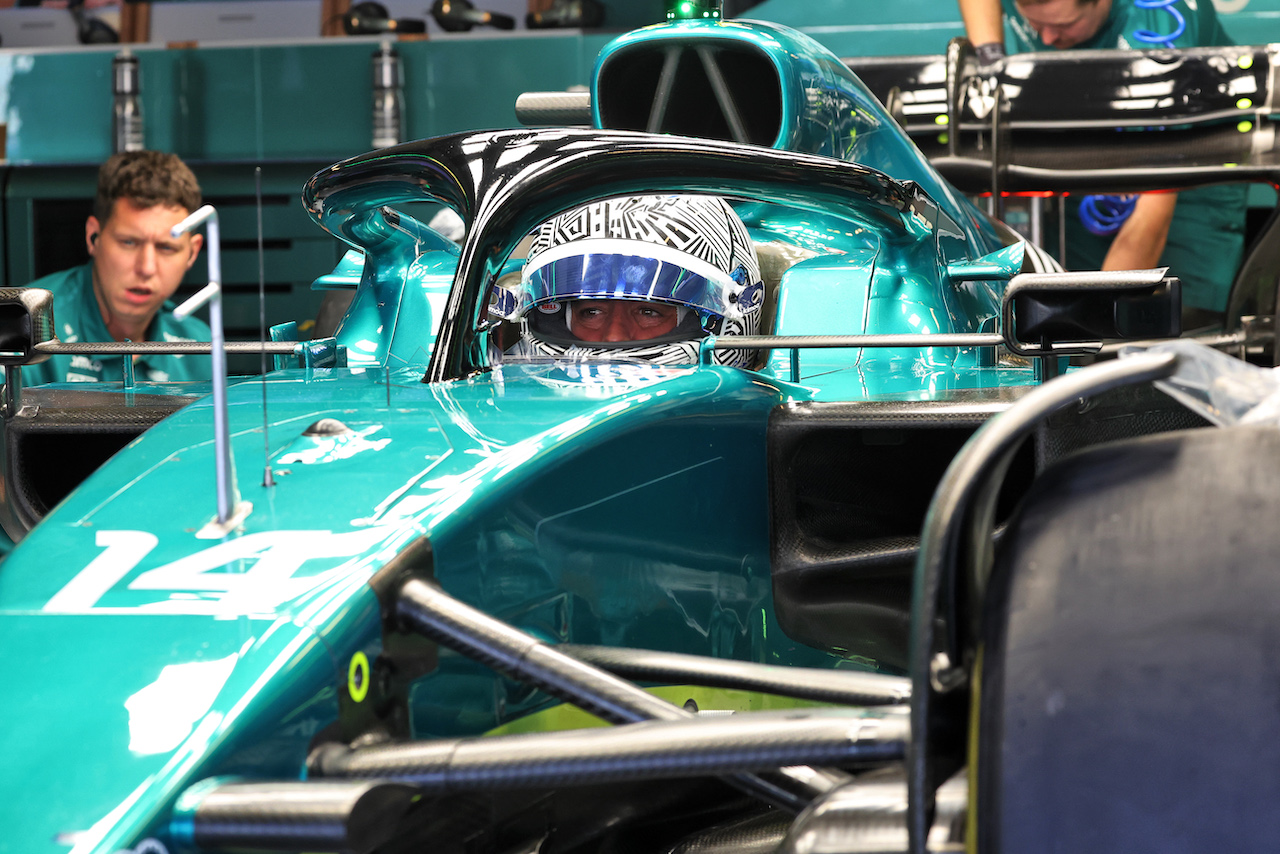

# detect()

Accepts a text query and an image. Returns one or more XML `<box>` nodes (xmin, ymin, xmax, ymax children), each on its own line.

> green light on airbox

<box><xmin>667</xmin><ymin>0</ymin><xmax>722</xmax><ymax>20</ymax></box>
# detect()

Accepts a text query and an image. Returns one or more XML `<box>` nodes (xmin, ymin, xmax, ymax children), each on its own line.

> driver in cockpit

<box><xmin>502</xmin><ymin>195</ymin><xmax>764</xmax><ymax>367</ymax></box>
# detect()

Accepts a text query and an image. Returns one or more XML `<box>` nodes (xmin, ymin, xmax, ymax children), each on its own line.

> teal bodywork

<box><xmin>329</xmin><ymin>28</ymin><xmax>1016</xmax><ymax>386</ymax></box>
<box><xmin>594</xmin><ymin>20</ymin><xmax>983</xmax><ymax>231</ymax></box>
<box><xmin>0</xmin><ymin>17</ymin><xmax>1039</xmax><ymax>854</ymax></box>
<box><xmin>5</xmin><ymin>364</ymin><xmax>817</xmax><ymax>851</ymax></box>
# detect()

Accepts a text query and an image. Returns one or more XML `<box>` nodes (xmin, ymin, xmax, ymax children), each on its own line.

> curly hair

<box><xmin>94</xmin><ymin>150</ymin><xmax>202</xmax><ymax>224</ymax></box>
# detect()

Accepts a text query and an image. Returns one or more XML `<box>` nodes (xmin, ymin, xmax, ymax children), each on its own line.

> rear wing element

<box><xmin>846</xmin><ymin>42</ymin><xmax>1280</xmax><ymax>195</ymax></box>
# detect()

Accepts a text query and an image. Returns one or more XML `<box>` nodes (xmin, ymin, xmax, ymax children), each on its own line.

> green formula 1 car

<box><xmin>1</xmin><ymin>7</ymin><xmax>1277</xmax><ymax>854</ymax></box>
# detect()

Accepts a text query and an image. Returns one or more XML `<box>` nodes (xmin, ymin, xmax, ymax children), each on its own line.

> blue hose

<box><xmin>1079</xmin><ymin>194</ymin><xmax>1139</xmax><ymax>236</ymax></box>
<box><xmin>1132</xmin><ymin>0</ymin><xmax>1185</xmax><ymax>48</ymax></box>
<box><xmin>1077</xmin><ymin>2</ymin><xmax>1182</xmax><ymax>234</ymax></box>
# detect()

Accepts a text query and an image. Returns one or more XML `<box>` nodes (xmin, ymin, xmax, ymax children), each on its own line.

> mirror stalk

<box><xmin>172</xmin><ymin>205</ymin><xmax>246</xmax><ymax>529</ymax></box>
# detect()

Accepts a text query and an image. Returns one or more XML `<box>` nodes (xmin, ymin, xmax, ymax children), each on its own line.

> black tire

<box><xmin>978</xmin><ymin>424</ymin><xmax>1280</xmax><ymax>854</ymax></box>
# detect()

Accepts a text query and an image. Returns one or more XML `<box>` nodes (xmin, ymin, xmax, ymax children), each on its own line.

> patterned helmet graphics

<box><xmin>506</xmin><ymin>195</ymin><xmax>763</xmax><ymax>368</ymax></box>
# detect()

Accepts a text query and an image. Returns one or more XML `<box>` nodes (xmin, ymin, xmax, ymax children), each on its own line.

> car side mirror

<box><xmin>1002</xmin><ymin>269</ymin><xmax>1180</xmax><ymax>357</ymax></box>
<box><xmin>0</xmin><ymin>288</ymin><xmax>55</xmax><ymax>366</ymax></box>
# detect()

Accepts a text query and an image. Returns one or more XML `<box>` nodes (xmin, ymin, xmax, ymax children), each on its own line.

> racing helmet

<box><xmin>507</xmin><ymin>195</ymin><xmax>763</xmax><ymax>368</ymax></box>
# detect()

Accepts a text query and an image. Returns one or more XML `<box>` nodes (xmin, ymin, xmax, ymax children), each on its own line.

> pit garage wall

<box><xmin>0</xmin><ymin>32</ymin><xmax>610</xmax><ymax>346</ymax></box>
<box><xmin>0</xmin><ymin>0</ymin><xmax>1276</xmax><ymax>343</ymax></box>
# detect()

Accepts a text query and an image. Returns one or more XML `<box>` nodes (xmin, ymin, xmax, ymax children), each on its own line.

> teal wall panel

<box><xmin>4</xmin><ymin>50</ymin><xmax>114</xmax><ymax>163</ymax></box>
<box><xmin>154</xmin><ymin>42</ymin><xmax>372</xmax><ymax>161</ymax></box>
<box><xmin>1219</xmin><ymin>6</ymin><xmax>1280</xmax><ymax>44</ymax></box>
<box><xmin>0</xmin><ymin>35</ymin><xmax>607</xmax><ymax>167</ymax></box>
<box><xmin>742</xmin><ymin>0</ymin><xmax>965</xmax><ymax>57</ymax></box>
<box><xmin>400</xmin><ymin>32</ymin><xmax>593</xmax><ymax>138</ymax></box>
<box><xmin>746</xmin><ymin>0</ymin><xmax>965</xmax><ymax>28</ymax></box>
<box><xmin>3</xmin><ymin>165</ymin><xmax>98</xmax><ymax>286</ymax></box>
<box><xmin>600</xmin><ymin>0</ymin><xmax>667</xmax><ymax>31</ymax></box>
<box><xmin>256</xmin><ymin>43</ymin><xmax>370</xmax><ymax>158</ymax></box>
<box><xmin>187</xmin><ymin>47</ymin><xmax>259</xmax><ymax>158</ymax></box>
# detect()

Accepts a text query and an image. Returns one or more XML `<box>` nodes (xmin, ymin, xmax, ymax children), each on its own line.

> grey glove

<box><xmin>974</xmin><ymin>42</ymin><xmax>1006</xmax><ymax>67</ymax></box>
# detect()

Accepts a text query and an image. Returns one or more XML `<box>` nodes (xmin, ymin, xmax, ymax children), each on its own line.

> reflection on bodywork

<box><xmin>125</xmin><ymin>654</ymin><xmax>237</xmax><ymax>755</ymax></box>
<box><xmin>276</xmin><ymin>425</ymin><xmax>391</xmax><ymax>466</ymax></box>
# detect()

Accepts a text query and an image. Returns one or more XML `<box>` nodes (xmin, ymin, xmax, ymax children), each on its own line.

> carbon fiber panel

<box><xmin>1035</xmin><ymin>383</ymin><xmax>1210</xmax><ymax>468</ymax></box>
<box><xmin>767</xmin><ymin>395</ymin><xmax>1033</xmax><ymax>670</ymax></box>
<box><xmin>670</xmin><ymin>810</ymin><xmax>791</xmax><ymax>854</ymax></box>
<box><xmin>4</xmin><ymin>395</ymin><xmax>192</xmax><ymax>525</ymax></box>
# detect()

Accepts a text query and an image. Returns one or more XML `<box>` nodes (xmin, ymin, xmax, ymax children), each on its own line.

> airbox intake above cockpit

<box><xmin>596</xmin><ymin>39</ymin><xmax>783</xmax><ymax>147</ymax></box>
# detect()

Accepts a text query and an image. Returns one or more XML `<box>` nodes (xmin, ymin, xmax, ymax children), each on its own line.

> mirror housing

<box><xmin>0</xmin><ymin>288</ymin><xmax>55</xmax><ymax>366</ymax></box>
<box><xmin>1002</xmin><ymin>269</ymin><xmax>1180</xmax><ymax>357</ymax></box>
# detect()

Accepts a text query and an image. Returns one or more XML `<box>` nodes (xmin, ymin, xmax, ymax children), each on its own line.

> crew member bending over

<box><xmin>956</xmin><ymin>0</ymin><xmax>1245</xmax><ymax>325</ymax></box>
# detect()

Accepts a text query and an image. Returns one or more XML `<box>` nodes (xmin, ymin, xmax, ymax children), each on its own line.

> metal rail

<box><xmin>34</xmin><ymin>340</ymin><xmax>300</xmax><ymax>355</ymax></box>
<box><xmin>171</xmin><ymin>204</ymin><xmax>241</xmax><ymax>526</ymax></box>
<box><xmin>704</xmin><ymin>332</ymin><xmax>1004</xmax><ymax>382</ymax></box>
<box><xmin>707</xmin><ymin>333</ymin><xmax>1003</xmax><ymax>350</ymax></box>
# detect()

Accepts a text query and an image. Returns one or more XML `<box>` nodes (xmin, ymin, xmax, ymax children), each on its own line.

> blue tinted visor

<box><xmin>515</xmin><ymin>239</ymin><xmax>744</xmax><ymax>320</ymax></box>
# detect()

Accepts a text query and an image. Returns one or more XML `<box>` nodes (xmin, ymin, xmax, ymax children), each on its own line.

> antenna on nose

<box><xmin>256</xmin><ymin>167</ymin><xmax>276</xmax><ymax>489</ymax></box>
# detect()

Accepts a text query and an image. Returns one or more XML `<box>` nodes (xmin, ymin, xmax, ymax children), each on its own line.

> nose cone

<box><xmin>1</xmin><ymin>614</ymin><xmax>247</xmax><ymax>852</ymax></box>
<box><xmin>1</xmin><ymin>608</ymin><xmax>348</xmax><ymax>853</ymax></box>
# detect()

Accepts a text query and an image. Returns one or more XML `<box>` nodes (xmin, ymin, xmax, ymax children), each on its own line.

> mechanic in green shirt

<box><xmin>957</xmin><ymin>0</ymin><xmax>1247</xmax><ymax>325</ymax></box>
<box><xmin>21</xmin><ymin>150</ymin><xmax>211</xmax><ymax>386</ymax></box>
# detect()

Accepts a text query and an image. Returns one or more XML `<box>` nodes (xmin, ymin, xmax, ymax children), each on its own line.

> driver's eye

<box><xmin>633</xmin><ymin>306</ymin><xmax>672</xmax><ymax>326</ymax></box>
<box><xmin>573</xmin><ymin>306</ymin><xmax>607</xmax><ymax>328</ymax></box>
